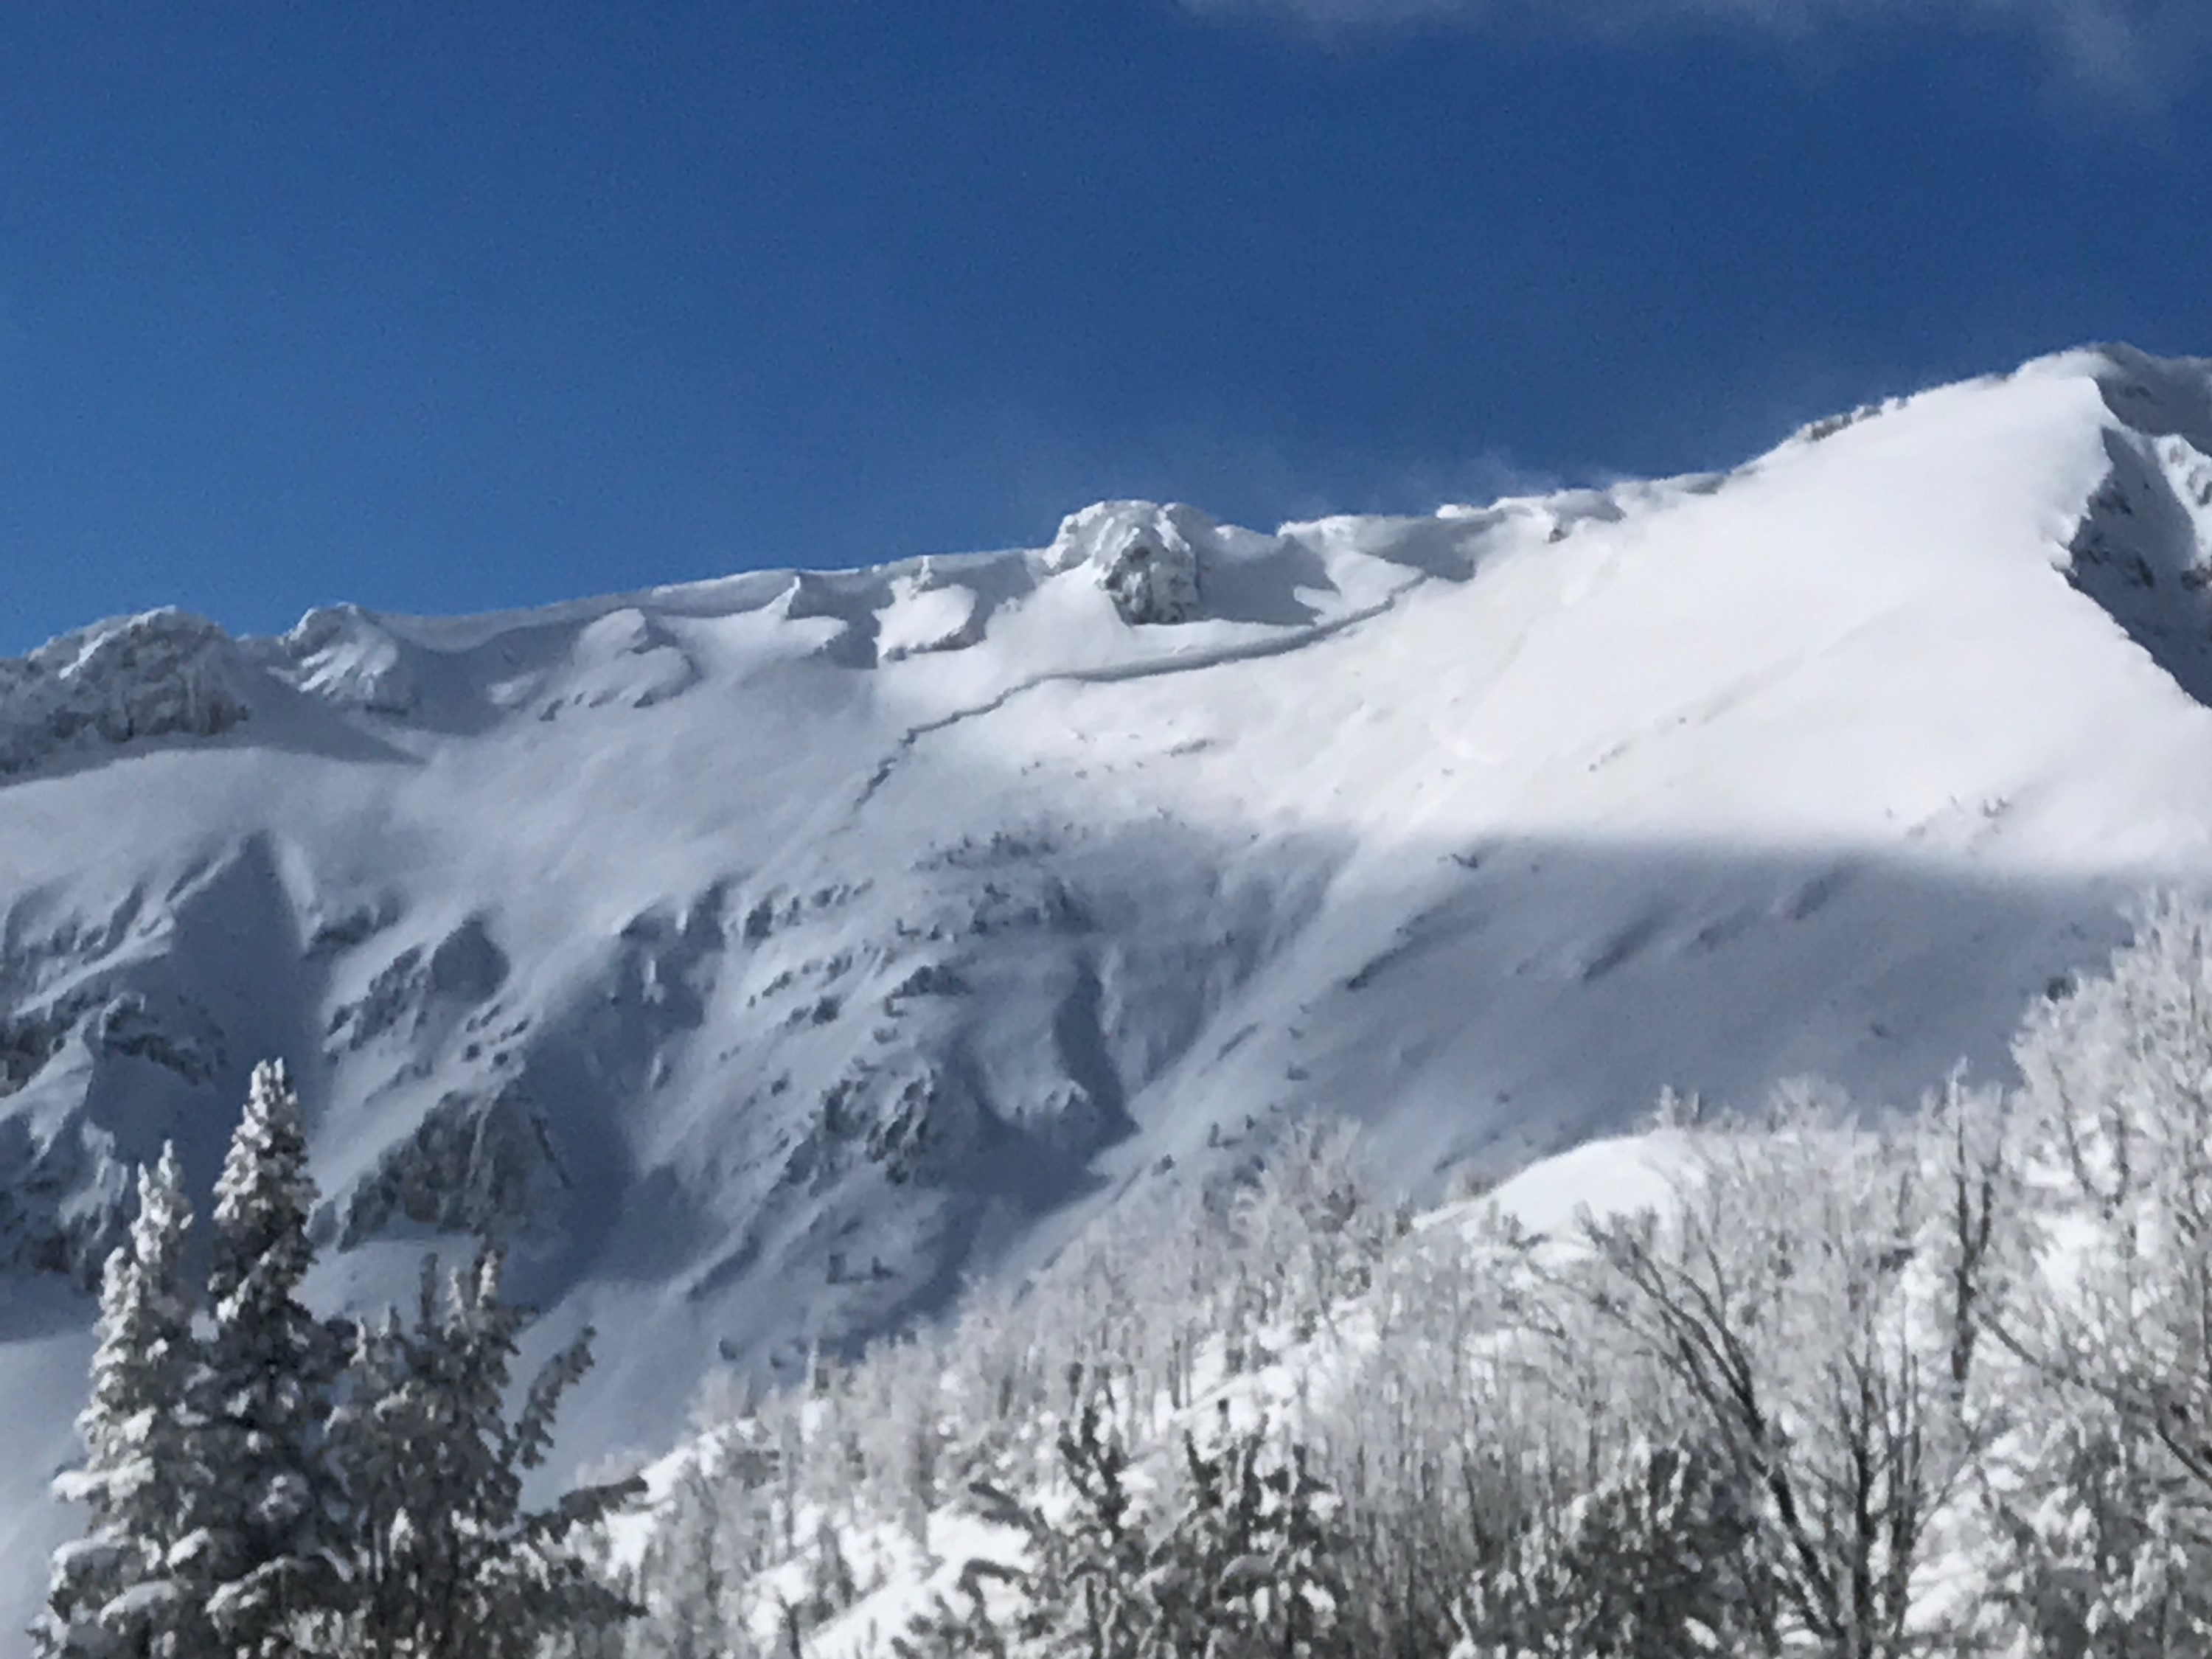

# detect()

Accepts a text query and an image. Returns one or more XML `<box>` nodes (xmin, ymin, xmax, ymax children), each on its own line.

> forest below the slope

<box><xmin>39</xmin><ymin>892</ymin><xmax>2212</xmax><ymax>1658</ymax></box>
<box><xmin>613</xmin><ymin>891</ymin><xmax>2212</xmax><ymax>1658</ymax></box>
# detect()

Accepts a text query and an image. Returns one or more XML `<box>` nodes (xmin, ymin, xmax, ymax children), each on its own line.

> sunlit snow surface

<box><xmin>4</xmin><ymin>344</ymin><xmax>2212</xmax><ymax>1628</ymax></box>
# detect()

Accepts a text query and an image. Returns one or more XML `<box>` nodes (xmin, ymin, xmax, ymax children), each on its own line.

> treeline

<box><xmin>48</xmin><ymin>894</ymin><xmax>2212</xmax><ymax>1655</ymax></box>
<box><xmin>621</xmin><ymin>893</ymin><xmax>2212</xmax><ymax>1658</ymax></box>
<box><xmin>38</xmin><ymin>1061</ymin><xmax>639</xmax><ymax>1659</ymax></box>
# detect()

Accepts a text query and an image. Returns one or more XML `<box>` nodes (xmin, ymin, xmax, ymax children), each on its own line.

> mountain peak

<box><xmin>5</xmin><ymin>344</ymin><xmax>2212</xmax><ymax>1630</ymax></box>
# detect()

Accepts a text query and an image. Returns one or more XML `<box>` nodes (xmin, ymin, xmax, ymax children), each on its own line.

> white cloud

<box><xmin>1178</xmin><ymin>0</ymin><xmax>2212</xmax><ymax>93</ymax></box>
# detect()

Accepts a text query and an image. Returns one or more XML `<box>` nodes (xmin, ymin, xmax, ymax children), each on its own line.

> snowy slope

<box><xmin>4</xmin><ymin>342</ymin><xmax>2212</xmax><ymax>1629</ymax></box>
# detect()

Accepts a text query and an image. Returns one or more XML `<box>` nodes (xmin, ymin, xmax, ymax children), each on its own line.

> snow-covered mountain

<box><xmin>4</xmin><ymin>342</ymin><xmax>2212</xmax><ymax>1628</ymax></box>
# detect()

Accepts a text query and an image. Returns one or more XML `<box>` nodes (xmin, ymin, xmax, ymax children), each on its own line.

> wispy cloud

<box><xmin>1178</xmin><ymin>0</ymin><xmax>2212</xmax><ymax>94</ymax></box>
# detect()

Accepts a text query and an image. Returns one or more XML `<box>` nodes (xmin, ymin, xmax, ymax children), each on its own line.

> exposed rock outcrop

<box><xmin>339</xmin><ymin>1080</ymin><xmax>569</xmax><ymax>1247</ymax></box>
<box><xmin>1048</xmin><ymin>501</ymin><xmax>1210</xmax><ymax>625</ymax></box>
<box><xmin>274</xmin><ymin>604</ymin><xmax>422</xmax><ymax>715</ymax></box>
<box><xmin>0</xmin><ymin>610</ymin><xmax>252</xmax><ymax>779</ymax></box>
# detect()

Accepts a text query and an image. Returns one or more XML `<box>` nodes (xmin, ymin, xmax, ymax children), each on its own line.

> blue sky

<box><xmin>2</xmin><ymin>0</ymin><xmax>2208</xmax><ymax>654</ymax></box>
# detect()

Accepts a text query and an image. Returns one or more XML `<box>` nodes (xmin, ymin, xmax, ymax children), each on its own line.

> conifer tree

<box><xmin>1147</xmin><ymin>1420</ymin><xmax>1351</xmax><ymax>1659</ymax></box>
<box><xmin>198</xmin><ymin>1059</ymin><xmax>344</xmax><ymax>1654</ymax></box>
<box><xmin>1455</xmin><ymin>1439</ymin><xmax>1762</xmax><ymax>1659</ymax></box>
<box><xmin>36</xmin><ymin>1144</ymin><xmax>209</xmax><ymax>1658</ymax></box>
<box><xmin>324</xmin><ymin>1242</ymin><xmax>644</xmax><ymax>1659</ymax></box>
<box><xmin>924</xmin><ymin>1387</ymin><xmax>1155</xmax><ymax>1659</ymax></box>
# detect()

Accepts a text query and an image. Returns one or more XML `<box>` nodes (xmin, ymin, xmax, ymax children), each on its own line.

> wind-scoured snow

<box><xmin>4</xmin><ymin>344</ymin><xmax>2212</xmax><ymax>1631</ymax></box>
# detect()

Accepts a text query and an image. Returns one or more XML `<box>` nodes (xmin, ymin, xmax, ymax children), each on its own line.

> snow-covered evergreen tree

<box><xmin>898</xmin><ymin>1388</ymin><xmax>1350</xmax><ymax>1659</ymax></box>
<box><xmin>38</xmin><ymin>1057</ymin><xmax>644</xmax><ymax>1657</ymax></box>
<box><xmin>35</xmin><ymin>1144</ymin><xmax>211</xmax><ymax>1659</ymax></box>
<box><xmin>323</xmin><ymin>1242</ymin><xmax>643</xmax><ymax>1659</ymax></box>
<box><xmin>1455</xmin><ymin>1439</ymin><xmax>1760</xmax><ymax>1659</ymax></box>
<box><xmin>1144</xmin><ymin>1419</ymin><xmax>1350</xmax><ymax>1659</ymax></box>
<box><xmin>924</xmin><ymin>1386</ymin><xmax>1156</xmax><ymax>1659</ymax></box>
<box><xmin>196</xmin><ymin>1058</ymin><xmax>344</xmax><ymax>1654</ymax></box>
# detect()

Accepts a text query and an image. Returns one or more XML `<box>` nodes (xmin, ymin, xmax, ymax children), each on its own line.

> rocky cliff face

<box><xmin>0</xmin><ymin>610</ymin><xmax>253</xmax><ymax>779</ymax></box>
